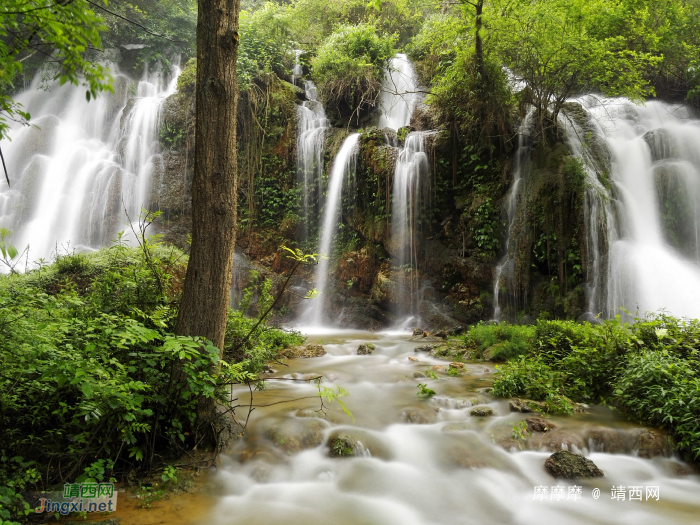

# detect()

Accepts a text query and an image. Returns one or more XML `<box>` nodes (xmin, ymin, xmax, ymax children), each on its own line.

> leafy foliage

<box><xmin>0</xmin><ymin>0</ymin><xmax>112</xmax><ymax>140</ymax></box>
<box><xmin>486</xmin><ymin>314</ymin><xmax>700</xmax><ymax>460</ymax></box>
<box><xmin>312</xmin><ymin>24</ymin><xmax>396</xmax><ymax>120</ymax></box>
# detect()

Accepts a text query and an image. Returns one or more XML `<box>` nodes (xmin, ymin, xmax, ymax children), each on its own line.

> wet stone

<box><xmin>541</xmin><ymin>429</ymin><xmax>586</xmax><ymax>453</ymax></box>
<box><xmin>630</xmin><ymin>428</ymin><xmax>671</xmax><ymax>459</ymax></box>
<box><xmin>469</xmin><ymin>407</ymin><xmax>494</xmax><ymax>417</ymax></box>
<box><xmin>413</xmin><ymin>371</ymin><xmax>426</xmax><ymax>378</ymax></box>
<box><xmin>357</xmin><ymin>343</ymin><xmax>375</xmax><ymax>355</ymax></box>
<box><xmin>544</xmin><ymin>451</ymin><xmax>604</xmax><ymax>479</ymax></box>
<box><xmin>402</xmin><ymin>408</ymin><xmax>437</xmax><ymax>424</ymax></box>
<box><xmin>509</xmin><ymin>398</ymin><xmax>545</xmax><ymax>413</ymax></box>
<box><xmin>279</xmin><ymin>344</ymin><xmax>327</xmax><ymax>358</ymax></box>
<box><xmin>525</xmin><ymin>417</ymin><xmax>556</xmax><ymax>433</ymax></box>
<box><xmin>415</xmin><ymin>344</ymin><xmax>435</xmax><ymax>352</ymax></box>
<box><xmin>413</xmin><ymin>328</ymin><xmax>425</xmax><ymax>336</ymax></box>
<box><xmin>585</xmin><ymin>427</ymin><xmax>627</xmax><ymax>453</ymax></box>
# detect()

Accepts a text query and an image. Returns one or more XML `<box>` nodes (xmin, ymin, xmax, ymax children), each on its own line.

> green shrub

<box><xmin>312</xmin><ymin>23</ymin><xmax>395</xmax><ymax>118</ymax></box>
<box><xmin>613</xmin><ymin>351</ymin><xmax>700</xmax><ymax>461</ymax></box>
<box><xmin>465</xmin><ymin>322</ymin><xmax>535</xmax><ymax>361</ymax></box>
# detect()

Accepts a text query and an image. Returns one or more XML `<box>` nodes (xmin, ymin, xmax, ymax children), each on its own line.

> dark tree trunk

<box><xmin>176</xmin><ymin>0</ymin><xmax>240</xmax><ymax>353</ymax></box>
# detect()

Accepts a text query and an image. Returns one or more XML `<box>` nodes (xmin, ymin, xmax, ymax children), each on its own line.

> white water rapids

<box><xmin>0</xmin><ymin>61</ymin><xmax>181</xmax><ymax>262</ymax></box>
<box><xmin>197</xmin><ymin>331</ymin><xmax>700</xmax><ymax>525</ymax></box>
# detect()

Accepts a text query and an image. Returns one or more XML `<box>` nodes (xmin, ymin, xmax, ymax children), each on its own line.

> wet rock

<box><xmin>544</xmin><ymin>451</ymin><xmax>604</xmax><ymax>479</ymax></box>
<box><xmin>430</xmin><ymin>342</ymin><xmax>465</xmax><ymax>358</ymax></box>
<box><xmin>469</xmin><ymin>407</ymin><xmax>494</xmax><ymax>417</ymax></box>
<box><xmin>295</xmin><ymin>409</ymin><xmax>326</xmax><ymax>419</ymax></box>
<box><xmin>434</xmin><ymin>330</ymin><xmax>448</xmax><ymax>339</ymax></box>
<box><xmin>525</xmin><ymin>417</ymin><xmax>556</xmax><ymax>433</ymax></box>
<box><xmin>415</xmin><ymin>344</ymin><xmax>435</xmax><ymax>352</ymax></box>
<box><xmin>431</xmin><ymin>365</ymin><xmax>448</xmax><ymax>372</ymax></box>
<box><xmin>279</xmin><ymin>344</ymin><xmax>327</xmax><ymax>358</ymax></box>
<box><xmin>413</xmin><ymin>371</ymin><xmax>426</xmax><ymax>378</ymax></box>
<box><xmin>328</xmin><ymin>432</ymin><xmax>359</xmax><ymax>458</ymax></box>
<box><xmin>237</xmin><ymin>444</ymin><xmax>287</xmax><ymax>465</ymax></box>
<box><xmin>630</xmin><ymin>428</ymin><xmax>671</xmax><ymax>459</ymax></box>
<box><xmin>475</xmin><ymin>387</ymin><xmax>493</xmax><ymax>394</ymax></box>
<box><xmin>357</xmin><ymin>343</ymin><xmax>375</xmax><ymax>355</ymax></box>
<box><xmin>402</xmin><ymin>408</ymin><xmax>437</xmax><ymax>424</ymax></box>
<box><xmin>449</xmin><ymin>362</ymin><xmax>465</xmax><ymax>370</ymax></box>
<box><xmin>541</xmin><ymin>430</ymin><xmax>586</xmax><ymax>453</ymax></box>
<box><xmin>413</xmin><ymin>328</ymin><xmax>425</xmax><ymax>336</ymax></box>
<box><xmin>409</xmin><ymin>335</ymin><xmax>444</xmax><ymax>342</ymax></box>
<box><xmin>509</xmin><ymin>398</ymin><xmax>545</xmax><ymax>413</ymax></box>
<box><xmin>408</xmin><ymin>356</ymin><xmax>420</xmax><ymax>362</ymax></box>
<box><xmin>263</xmin><ymin>418</ymin><xmax>329</xmax><ymax>454</ymax></box>
<box><xmin>585</xmin><ymin>427</ymin><xmax>627</xmax><ymax>453</ymax></box>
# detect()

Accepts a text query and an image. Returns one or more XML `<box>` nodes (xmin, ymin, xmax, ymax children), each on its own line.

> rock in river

<box><xmin>544</xmin><ymin>451</ymin><xmax>604</xmax><ymax>479</ymax></box>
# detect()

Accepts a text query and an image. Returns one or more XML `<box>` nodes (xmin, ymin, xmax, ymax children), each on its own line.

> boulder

<box><xmin>413</xmin><ymin>328</ymin><xmax>425</xmax><ymax>336</ymax></box>
<box><xmin>413</xmin><ymin>371</ymin><xmax>426</xmax><ymax>378</ymax></box>
<box><xmin>279</xmin><ymin>344</ymin><xmax>327</xmax><ymax>358</ymax></box>
<box><xmin>630</xmin><ymin>428</ymin><xmax>671</xmax><ymax>459</ymax></box>
<box><xmin>409</xmin><ymin>335</ymin><xmax>444</xmax><ymax>342</ymax></box>
<box><xmin>263</xmin><ymin>418</ymin><xmax>328</xmax><ymax>454</ymax></box>
<box><xmin>449</xmin><ymin>362</ymin><xmax>465</xmax><ymax>370</ymax></box>
<box><xmin>544</xmin><ymin>451</ymin><xmax>604</xmax><ymax>479</ymax></box>
<box><xmin>525</xmin><ymin>417</ymin><xmax>556</xmax><ymax>433</ymax></box>
<box><xmin>415</xmin><ymin>344</ymin><xmax>435</xmax><ymax>352</ymax></box>
<box><xmin>509</xmin><ymin>398</ymin><xmax>545</xmax><ymax>413</ymax></box>
<box><xmin>585</xmin><ymin>427</ymin><xmax>627</xmax><ymax>453</ymax></box>
<box><xmin>357</xmin><ymin>343</ymin><xmax>375</xmax><ymax>355</ymax></box>
<box><xmin>541</xmin><ymin>430</ymin><xmax>586</xmax><ymax>453</ymax></box>
<box><xmin>402</xmin><ymin>408</ymin><xmax>437</xmax><ymax>424</ymax></box>
<box><xmin>328</xmin><ymin>433</ymin><xmax>360</xmax><ymax>458</ymax></box>
<box><xmin>469</xmin><ymin>407</ymin><xmax>494</xmax><ymax>417</ymax></box>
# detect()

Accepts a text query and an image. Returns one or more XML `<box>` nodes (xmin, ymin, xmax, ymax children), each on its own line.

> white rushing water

<box><xmin>492</xmin><ymin>110</ymin><xmax>534</xmax><ymax>321</ymax></box>
<box><xmin>562</xmin><ymin>97</ymin><xmax>700</xmax><ymax>319</ymax></box>
<box><xmin>391</xmin><ymin>132</ymin><xmax>434</xmax><ymax>322</ymax></box>
<box><xmin>0</xmin><ymin>60</ymin><xmax>181</xmax><ymax>262</ymax></box>
<box><xmin>205</xmin><ymin>331</ymin><xmax>700</xmax><ymax>525</ymax></box>
<box><xmin>377</xmin><ymin>54</ymin><xmax>419</xmax><ymax>131</ymax></box>
<box><xmin>297</xmin><ymin>80</ymin><xmax>330</xmax><ymax>243</ymax></box>
<box><xmin>305</xmin><ymin>134</ymin><xmax>360</xmax><ymax>326</ymax></box>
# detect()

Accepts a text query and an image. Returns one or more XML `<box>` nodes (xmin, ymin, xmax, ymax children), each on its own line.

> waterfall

<box><xmin>377</xmin><ymin>54</ymin><xmax>418</xmax><ymax>131</ymax></box>
<box><xmin>291</xmin><ymin>49</ymin><xmax>303</xmax><ymax>86</ymax></box>
<box><xmin>390</xmin><ymin>131</ymin><xmax>435</xmax><ymax>323</ymax></box>
<box><xmin>0</xmin><ymin>60</ymin><xmax>181</xmax><ymax>262</ymax></box>
<box><xmin>306</xmin><ymin>133</ymin><xmax>360</xmax><ymax>326</ymax></box>
<box><xmin>563</xmin><ymin>97</ymin><xmax>700</xmax><ymax>320</ymax></box>
<box><xmin>296</xmin><ymin>80</ymin><xmax>330</xmax><ymax>244</ymax></box>
<box><xmin>492</xmin><ymin>109</ymin><xmax>534</xmax><ymax>321</ymax></box>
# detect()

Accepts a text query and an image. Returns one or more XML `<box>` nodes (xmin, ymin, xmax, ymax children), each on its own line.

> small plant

<box><xmin>136</xmin><ymin>484</ymin><xmax>164</xmax><ymax>509</ymax></box>
<box><xmin>161</xmin><ymin>465</ymin><xmax>178</xmax><ymax>484</ymax></box>
<box><xmin>424</xmin><ymin>368</ymin><xmax>439</xmax><ymax>380</ymax></box>
<box><xmin>448</xmin><ymin>366</ymin><xmax>461</xmax><ymax>377</ymax></box>
<box><xmin>416</xmin><ymin>383</ymin><xmax>436</xmax><ymax>397</ymax></box>
<box><xmin>511</xmin><ymin>420</ymin><xmax>531</xmax><ymax>450</ymax></box>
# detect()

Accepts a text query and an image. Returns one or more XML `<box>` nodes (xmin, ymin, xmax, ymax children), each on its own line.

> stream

<box><xmin>113</xmin><ymin>331</ymin><xmax>700</xmax><ymax>525</ymax></box>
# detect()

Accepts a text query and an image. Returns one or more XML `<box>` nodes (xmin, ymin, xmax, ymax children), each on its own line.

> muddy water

<box><xmin>155</xmin><ymin>332</ymin><xmax>700</xmax><ymax>524</ymax></box>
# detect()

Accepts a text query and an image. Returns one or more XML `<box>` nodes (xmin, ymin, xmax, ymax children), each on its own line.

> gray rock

<box><xmin>525</xmin><ymin>417</ymin><xmax>556</xmax><ymax>433</ymax></box>
<box><xmin>413</xmin><ymin>328</ymin><xmax>424</xmax><ymax>336</ymax></box>
<box><xmin>469</xmin><ymin>407</ymin><xmax>494</xmax><ymax>417</ymax></box>
<box><xmin>544</xmin><ymin>451</ymin><xmax>604</xmax><ymax>479</ymax></box>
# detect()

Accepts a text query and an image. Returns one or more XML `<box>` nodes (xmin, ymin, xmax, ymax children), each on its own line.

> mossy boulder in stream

<box><xmin>279</xmin><ymin>344</ymin><xmax>327</xmax><ymax>358</ymax></box>
<box><xmin>544</xmin><ymin>451</ymin><xmax>604</xmax><ymax>479</ymax></box>
<box><xmin>357</xmin><ymin>343</ymin><xmax>375</xmax><ymax>355</ymax></box>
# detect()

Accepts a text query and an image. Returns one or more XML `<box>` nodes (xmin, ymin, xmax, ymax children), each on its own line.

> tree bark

<box><xmin>176</xmin><ymin>0</ymin><xmax>240</xmax><ymax>354</ymax></box>
<box><xmin>475</xmin><ymin>0</ymin><xmax>484</xmax><ymax>80</ymax></box>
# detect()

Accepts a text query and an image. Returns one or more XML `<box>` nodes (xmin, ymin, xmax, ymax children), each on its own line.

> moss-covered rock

<box><xmin>544</xmin><ymin>451</ymin><xmax>604</xmax><ymax>479</ymax></box>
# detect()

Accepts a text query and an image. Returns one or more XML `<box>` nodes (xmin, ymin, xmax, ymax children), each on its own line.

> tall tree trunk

<box><xmin>475</xmin><ymin>0</ymin><xmax>484</xmax><ymax>81</ymax></box>
<box><xmin>176</xmin><ymin>0</ymin><xmax>240</xmax><ymax>353</ymax></box>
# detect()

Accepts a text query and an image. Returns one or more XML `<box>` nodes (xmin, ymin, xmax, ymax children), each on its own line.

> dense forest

<box><xmin>1</xmin><ymin>1</ymin><xmax>700</xmax><ymax>524</ymax></box>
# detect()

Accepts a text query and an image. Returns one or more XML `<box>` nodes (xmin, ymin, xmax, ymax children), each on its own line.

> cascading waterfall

<box><xmin>377</xmin><ymin>54</ymin><xmax>418</xmax><ymax>131</ymax></box>
<box><xmin>492</xmin><ymin>109</ymin><xmax>534</xmax><ymax>321</ymax></box>
<box><xmin>563</xmin><ymin>96</ymin><xmax>700</xmax><ymax>319</ymax></box>
<box><xmin>291</xmin><ymin>49</ymin><xmax>303</xmax><ymax>86</ymax></box>
<box><xmin>296</xmin><ymin>80</ymin><xmax>330</xmax><ymax>243</ymax></box>
<box><xmin>306</xmin><ymin>133</ymin><xmax>360</xmax><ymax>326</ymax></box>
<box><xmin>391</xmin><ymin>132</ymin><xmax>434</xmax><ymax>323</ymax></box>
<box><xmin>0</xmin><ymin>60</ymin><xmax>181</xmax><ymax>262</ymax></box>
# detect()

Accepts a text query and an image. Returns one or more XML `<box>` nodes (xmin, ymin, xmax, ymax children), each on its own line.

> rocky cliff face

<box><xmin>149</xmin><ymin>60</ymin><xmax>590</xmax><ymax>330</ymax></box>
